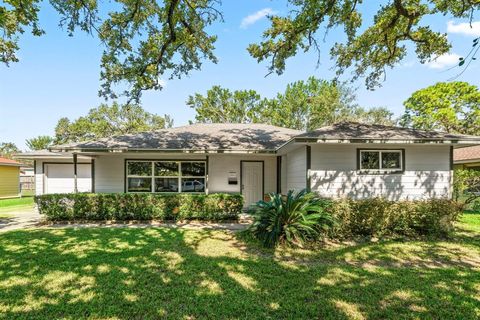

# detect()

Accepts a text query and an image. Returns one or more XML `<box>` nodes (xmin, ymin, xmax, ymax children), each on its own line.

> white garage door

<box><xmin>45</xmin><ymin>163</ymin><xmax>92</xmax><ymax>194</ymax></box>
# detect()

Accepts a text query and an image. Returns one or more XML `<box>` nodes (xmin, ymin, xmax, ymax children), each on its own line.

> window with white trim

<box><xmin>126</xmin><ymin>160</ymin><xmax>206</xmax><ymax>193</ymax></box>
<box><xmin>359</xmin><ymin>150</ymin><xmax>403</xmax><ymax>172</ymax></box>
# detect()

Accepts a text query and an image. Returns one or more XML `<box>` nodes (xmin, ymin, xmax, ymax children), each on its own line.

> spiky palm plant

<box><xmin>249</xmin><ymin>189</ymin><xmax>334</xmax><ymax>248</ymax></box>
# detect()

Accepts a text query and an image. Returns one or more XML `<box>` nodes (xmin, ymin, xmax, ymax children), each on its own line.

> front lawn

<box><xmin>0</xmin><ymin>214</ymin><xmax>479</xmax><ymax>319</ymax></box>
<box><xmin>0</xmin><ymin>196</ymin><xmax>34</xmax><ymax>213</ymax></box>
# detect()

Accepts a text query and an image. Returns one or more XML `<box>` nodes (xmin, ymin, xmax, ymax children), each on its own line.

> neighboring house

<box><xmin>454</xmin><ymin>146</ymin><xmax>480</xmax><ymax>170</ymax></box>
<box><xmin>16</xmin><ymin>122</ymin><xmax>480</xmax><ymax>207</ymax></box>
<box><xmin>0</xmin><ymin>157</ymin><xmax>22</xmax><ymax>199</ymax></box>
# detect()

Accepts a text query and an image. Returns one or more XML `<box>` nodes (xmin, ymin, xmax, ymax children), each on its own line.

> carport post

<box><xmin>73</xmin><ymin>153</ymin><xmax>78</xmax><ymax>193</ymax></box>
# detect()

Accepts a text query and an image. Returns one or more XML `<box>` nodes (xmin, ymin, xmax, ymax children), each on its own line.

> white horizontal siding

<box><xmin>280</xmin><ymin>155</ymin><xmax>287</xmax><ymax>194</ymax></box>
<box><xmin>94</xmin><ymin>153</ymin><xmax>277</xmax><ymax>194</ymax></box>
<box><xmin>285</xmin><ymin>146</ymin><xmax>306</xmax><ymax>192</ymax></box>
<box><xmin>208</xmin><ymin>154</ymin><xmax>276</xmax><ymax>194</ymax></box>
<box><xmin>94</xmin><ymin>153</ymin><xmax>206</xmax><ymax>193</ymax></box>
<box><xmin>35</xmin><ymin>160</ymin><xmax>43</xmax><ymax>195</ymax></box>
<box><xmin>309</xmin><ymin>144</ymin><xmax>452</xmax><ymax>200</ymax></box>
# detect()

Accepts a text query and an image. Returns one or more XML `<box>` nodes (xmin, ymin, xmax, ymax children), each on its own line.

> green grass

<box><xmin>20</xmin><ymin>190</ymin><xmax>35</xmax><ymax>197</ymax></box>
<box><xmin>0</xmin><ymin>196</ymin><xmax>34</xmax><ymax>213</ymax></box>
<box><xmin>459</xmin><ymin>211</ymin><xmax>480</xmax><ymax>233</ymax></box>
<box><xmin>0</xmin><ymin>214</ymin><xmax>479</xmax><ymax>319</ymax></box>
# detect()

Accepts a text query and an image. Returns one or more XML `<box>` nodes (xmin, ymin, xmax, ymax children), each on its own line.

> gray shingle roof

<box><xmin>51</xmin><ymin>123</ymin><xmax>302</xmax><ymax>152</ymax></box>
<box><xmin>454</xmin><ymin>146</ymin><xmax>480</xmax><ymax>162</ymax></box>
<box><xmin>47</xmin><ymin>122</ymin><xmax>480</xmax><ymax>154</ymax></box>
<box><xmin>296</xmin><ymin>122</ymin><xmax>480</xmax><ymax>141</ymax></box>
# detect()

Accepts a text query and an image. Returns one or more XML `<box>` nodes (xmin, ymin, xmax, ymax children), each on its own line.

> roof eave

<box><xmin>0</xmin><ymin>162</ymin><xmax>22</xmax><ymax>167</ymax></box>
<box><xmin>49</xmin><ymin>147</ymin><xmax>277</xmax><ymax>154</ymax></box>
<box><xmin>454</xmin><ymin>158</ymin><xmax>480</xmax><ymax>164</ymax></box>
<box><xmin>290</xmin><ymin>138</ymin><xmax>480</xmax><ymax>145</ymax></box>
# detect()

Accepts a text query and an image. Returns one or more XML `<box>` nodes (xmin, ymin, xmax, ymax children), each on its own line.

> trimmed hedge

<box><xmin>35</xmin><ymin>193</ymin><xmax>244</xmax><ymax>221</ymax></box>
<box><xmin>318</xmin><ymin>198</ymin><xmax>462</xmax><ymax>238</ymax></box>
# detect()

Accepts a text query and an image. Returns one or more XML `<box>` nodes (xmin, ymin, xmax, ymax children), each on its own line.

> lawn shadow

<box><xmin>0</xmin><ymin>227</ymin><xmax>479</xmax><ymax>319</ymax></box>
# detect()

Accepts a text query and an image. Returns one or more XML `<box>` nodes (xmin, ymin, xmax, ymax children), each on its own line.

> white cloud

<box><xmin>399</xmin><ymin>60</ymin><xmax>415</xmax><ymax>68</ymax></box>
<box><xmin>158</xmin><ymin>78</ymin><xmax>167</xmax><ymax>87</ymax></box>
<box><xmin>426</xmin><ymin>53</ymin><xmax>462</xmax><ymax>69</ymax></box>
<box><xmin>240</xmin><ymin>8</ymin><xmax>276</xmax><ymax>29</ymax></box>
<box><xmin>447</xmin><ymin>21</ymin><xmax>480</xmax><ymax>37</ymax></box>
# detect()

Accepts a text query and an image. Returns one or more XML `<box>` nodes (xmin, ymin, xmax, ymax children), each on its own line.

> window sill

<box><xmin>357</xmin><ymin>170</ymin><xmax>404</xmax><ymax>175</ymax></box>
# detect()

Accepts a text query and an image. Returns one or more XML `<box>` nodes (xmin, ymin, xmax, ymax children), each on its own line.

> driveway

<box><xmin>0</xmin><ymin>208</ymin><xmax>42</xmax><ymax>233</ymax></box>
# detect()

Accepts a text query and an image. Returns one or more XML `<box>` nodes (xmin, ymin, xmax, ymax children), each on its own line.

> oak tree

<box><xmin>189</xmin><ymin>77</ymin><xmax>396</xmax><ymax>131</ymax></box>
<box><xmin>2</xmin><ymin>1</ymin><xmax>478</xmax><ymax>100</ymax></box>
<box><xmin>401</xmin><ymin>81</ymin><xmax>480</xmax><ymax>135</ymax></box>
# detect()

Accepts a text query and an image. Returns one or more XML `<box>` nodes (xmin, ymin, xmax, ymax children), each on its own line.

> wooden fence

<box><xmin>20</xmin><ymin>176</ymin><xmax>35</xmax><ymax>193</ymax></box>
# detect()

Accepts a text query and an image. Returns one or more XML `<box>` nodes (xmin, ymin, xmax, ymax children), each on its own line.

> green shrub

<box><xmin>249</xmin><ymin>190</ymin><xmax>334</xmax><ymax>248</ymax></box>
<box><xmin>453</xmin><ymin>169</ymin><xmax>480</xmax><ymax>206</ymax></box>
<box><xmin>247</xmin><ymin>191</ymin><xmax>462</xmax><ymax>246</ymax></box>
<box><xmin>470</xmin><ymin>200</ymin><xmax>480</xmax><ymax>212</ymax></box>
<box><xmin>35</xmin><ymin>193</ymin><xmax>243</xmax><ymax>221</ymax></box>
<box><xmin>324</xmin><ymin>197</ymin><xmax>462</xmax><ymax>238</ymax></box>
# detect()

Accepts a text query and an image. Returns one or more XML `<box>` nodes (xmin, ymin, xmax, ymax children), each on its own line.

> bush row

<box><xmin>320</xmin><ymin>198</ymin><xmax>462</xmax><ymax>238</ymax></box>
<box><xmin>35</xmin><ymin>193</ymin><xmax>243</xmax><ymax>221</ymax></box>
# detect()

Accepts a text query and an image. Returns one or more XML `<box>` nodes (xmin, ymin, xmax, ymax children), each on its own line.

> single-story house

<box><xmin>454</xmin><ymin>146</ymin><xmax>480</xmax><ymax>170</ymax></box>
<box><xmin>0</xmin><ymin>157</ymin><xmax>22</xmax><ymax>199</ymax></box>
<box><xmin>16</xmin><ymin>122</ymin><xmax>480</xmax><ymax>207</ymax></box>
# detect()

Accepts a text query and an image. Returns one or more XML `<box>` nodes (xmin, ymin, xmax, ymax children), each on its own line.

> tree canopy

<box><xmin>25</xmin><ymin>135</ymin><xmax>54</xmax><ymax>151</ymax></box>
<box><xmin>248</xmin><ymin>1</ymin><xmax>479</xmax><ymax>89</ymax></box>
<box><xmin>401</xmin><ymin>81</ymin><xmax>480</xmax><ymax>135</ymax></box>
<box><xmin>187</xmin><ymin>87</ymin><xmax>264</xmax><ymax>124</ymax></box>
<box><xmin>352</xmin><ymin>107</ymin><xmax>397</xmax><ymax>127</ymax></box>
<box><xmin>54</xmin><ymin>103</ymin><xmax>173</xmax><ymax>144</ymax></box>
<box><xmin>188</xmin><ymin>77</ymin><xmax>396</xmax><ymax>131</ymax></box>
<box><xmin>2</xmin><ymin>1</ymin><xmax>478</xmax><ymax>100</ymax></box>
<box><xmin>264</xmin><ymin>77</ymin><xmax>360</xmax><ymax>130</ymax></box>
<box><xmin>0</xmin><ymin>142</ymin><xmax>20</xmax><ymax>159</ymax></box>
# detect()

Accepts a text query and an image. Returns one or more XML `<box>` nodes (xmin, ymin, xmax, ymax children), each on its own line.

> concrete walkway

<box><xmin>0</xmin><ymin>208</ymin><xmax>251</xmax><ymax>233</ymax></box>
<box><xmin>0</xmin><ymin>208</ymin><xmax>42</xmax><ymax>233</ymax></box>
<box><xmin>43</xmin><ymin>221</ymin><xmax>250</xmax><ymax>231</ymax></box>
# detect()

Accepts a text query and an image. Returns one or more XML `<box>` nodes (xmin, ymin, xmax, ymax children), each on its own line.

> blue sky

<box><xmin>1</xmin><ymin>0</ymin><xmax>479</xmax><ymax>150</ymax></box>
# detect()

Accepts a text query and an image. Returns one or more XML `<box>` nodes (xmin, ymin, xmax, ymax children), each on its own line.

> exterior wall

<box><xmin>283</xmin><ymin>146</ymin><xmax>307</xmax><ymax>192</ymax></box>
<box><xmin>94</xmin><ymin>153</ymin><xmax>277</xmax><ymax>194</ymax></box>
<box><xmin>35</xmin><ymin>160</ymin><xmax>43</xmax><ymax>195</ymax></box>
<box><xmin>32</xmin><ymin>144</ymin><xmax>453</xmax><ymax>200</ymax></box>
<box><xmin>309</xmin><ymin>144</ymin><xmax>452</xmax><ymax>200</ymax></box>
<box><xmin>280</xmin><ymin>155</ymin><xmax>288</xmax><ymax>194</ymax></box>
<box><xmin>208</xmin><ymin>154</ymin><xmax>276</xmax><ymax>194</ymax></box>
<box><xmin>0</xmin><ymin>166</ymin><xmax>20</xmax><ymax>198</ymax></box>
<box><xmin>95</xmin><ymin>153</ymin><xmax>207</xmax><ymax>193</ymax></box>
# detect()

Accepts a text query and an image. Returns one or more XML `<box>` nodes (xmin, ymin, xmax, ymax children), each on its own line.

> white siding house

<box><xmin>17</xmin><ymin>122</ymin><xmax>480</xmax><ymax>207</ymax></box>
<box><xmin>308</xmin><ymin>144</ymin><xmax>451</xmax><ymax>200</ymax></box>
<box><xmin>283</xmin><ymin>146</ymin><xmax>307</xmax><ymax>192</ymax></box>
